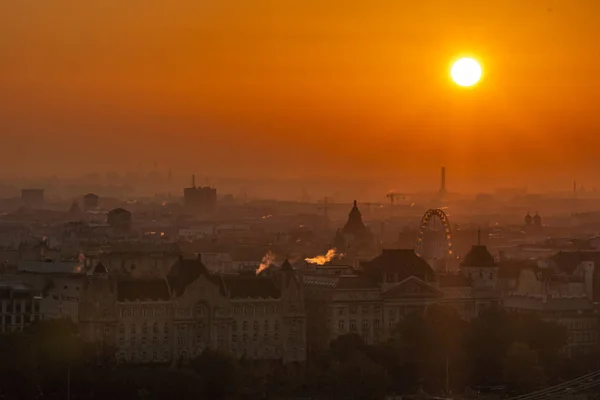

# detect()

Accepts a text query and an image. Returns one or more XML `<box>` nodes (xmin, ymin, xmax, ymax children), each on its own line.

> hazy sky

<box><xmin>1</xmin><ymin>0</ymin><xmax>600</xmax><ymax>192</ymax></box>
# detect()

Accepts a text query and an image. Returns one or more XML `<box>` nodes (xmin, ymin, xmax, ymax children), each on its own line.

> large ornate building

<box><xmin>79</xmin><ymin>258</ymin><xmax>306</xmax><ymax>364</ymax></box>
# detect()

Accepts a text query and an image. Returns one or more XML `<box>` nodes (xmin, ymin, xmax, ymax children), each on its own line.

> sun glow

<box><xmin>450</xmin><ymin>57</ymin><xmax>482</xmax><ymax>87</ymax></box>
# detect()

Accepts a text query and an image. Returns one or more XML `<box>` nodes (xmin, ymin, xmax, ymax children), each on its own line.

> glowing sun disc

<box><xmin>450</xmin><ymin>58</ymin><xmax>482</xmax><ymax>87</ymax></box>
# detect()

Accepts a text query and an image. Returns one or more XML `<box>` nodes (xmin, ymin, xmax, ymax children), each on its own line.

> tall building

<box><xmin>183</xmin><ymin>175</ymin><xmax>217</xmax><ymax>215</ymax></box>
<box><xmin>21</xmin><ymin>189</ymin><xmax>44</xmax><ymax>209</ymax></box>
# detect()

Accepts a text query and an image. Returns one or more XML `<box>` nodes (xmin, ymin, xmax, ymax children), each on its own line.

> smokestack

<box><xmin>440</xmin><ymin>167</ymin><xmax>446</xmax><ymax>192</ymax></box>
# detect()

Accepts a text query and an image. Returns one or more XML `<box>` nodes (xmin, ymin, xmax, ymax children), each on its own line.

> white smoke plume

<box><xmin>304</xmin><ymin>248</ymin><xmax>343</xmax><ymax>266</ymax></box>
<box><xmin>256</xmin><ymin>250</ymin><xmax>276</xmax><ymax>275</ymax></box>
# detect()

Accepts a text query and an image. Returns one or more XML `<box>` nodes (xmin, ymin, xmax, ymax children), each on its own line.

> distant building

<box><xmin>21</xmin><ymin>189</ymin><xmax>44</xmax><ymax>209</ymax></box>
<box><xmin>83</xmin><ymin>193</ymin><xmax>99</xmax><ymax>210</ymax></box>
<box><xmin>107</xmin><ymin>208</ymin><xmax>132</xmax><ymax>232</ymax></box>
<box><xmin>183</xmin><ymin>175</ymin><xmax>217</xmax><ymax>215</ymax></box>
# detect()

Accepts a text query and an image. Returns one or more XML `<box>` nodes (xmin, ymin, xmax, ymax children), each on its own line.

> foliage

<box><xmin>0</xmin><ymin>309</ymin><xmax>575</xmax><ymax>399</ymax></box>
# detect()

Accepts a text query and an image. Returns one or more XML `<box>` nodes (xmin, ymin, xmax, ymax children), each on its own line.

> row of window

<box><xmin>337</xmin><ymin>305</ymin><xmax>381</xmax><ymax>316</ymax></box>
<box><xmin>120</xmin><ymin>307</ymin><xmax>168</xmax><ymax>318</ymax></box>
<box><xmin>0</xmin><ymin>314</ymin><xmax>40</xmax><ymax>325</ymax></box>
<box><xmin>232</xmin><ymin>320</ymin><xmax>280</xmax><ymax>332</ymax></box>
<box><xmin>338</xmin><ymin>319</ymin><xmax>381</xmax><ymax>331</ymax></box>
<box><xmin>232</xmin><ymin>332</ymin><xmax>281</xmax><ymax>343</ymax></box>
<box><xmin>0</xmin><ymin>300</ymin><xmax>40</xmax><ymax>314</ymax></box>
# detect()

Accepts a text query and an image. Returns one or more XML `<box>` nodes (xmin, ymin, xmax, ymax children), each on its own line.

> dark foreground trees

<box><xmin>0</xmin><ymin>309</ymin><xmax>580</xmax><ymax>399</ymax></box>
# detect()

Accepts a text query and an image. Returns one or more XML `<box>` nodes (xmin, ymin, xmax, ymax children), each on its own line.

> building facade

<box><xmin>79</xmin><ymin>258</ymin><xmax>306</xmax><ymax>364</ymax></box>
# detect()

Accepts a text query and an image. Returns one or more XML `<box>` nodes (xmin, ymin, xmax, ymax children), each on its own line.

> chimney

<box><xmin>440</xmin><ymin>167</ymin><xmax>447</xmax><ymax>193</ymax></box>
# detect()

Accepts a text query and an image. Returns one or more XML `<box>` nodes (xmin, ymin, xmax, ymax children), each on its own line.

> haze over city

<box><xmin>2</xmin><ymin>1</ymin><xmax>600</xmax><ymax>193</ymax></box>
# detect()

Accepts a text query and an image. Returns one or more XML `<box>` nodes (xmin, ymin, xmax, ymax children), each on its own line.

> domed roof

<box><xmin>461</xmin><ymin>245</ymin><xmax>496</xmax><ymax>268</ymax></box>
<box><xmin>342</xmin><ymin>200</ymin><xmax>367</xmax><ymax>236</ymax></box>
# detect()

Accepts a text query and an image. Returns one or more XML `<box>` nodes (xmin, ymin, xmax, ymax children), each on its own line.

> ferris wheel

<box><xmin>415</xmin><ymin>208</ymin><xmax>453</xmax><ymax>260</ymax></box>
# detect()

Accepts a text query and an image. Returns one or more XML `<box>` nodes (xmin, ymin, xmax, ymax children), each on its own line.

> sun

<box><xmin>450</xmin><ymin>57</ymin><xmax>482</xmax><ymax>87</ymax></box>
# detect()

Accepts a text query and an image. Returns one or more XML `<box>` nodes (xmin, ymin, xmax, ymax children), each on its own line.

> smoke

<box><xmin>305</xmin><ymin>248</ymin><xmax>343</xmax><ymax>266</ymax></box>
<box><xmin>256</xmin><ymin>250</ymin><xmax>276</xmax><ymax>275</ymax></box>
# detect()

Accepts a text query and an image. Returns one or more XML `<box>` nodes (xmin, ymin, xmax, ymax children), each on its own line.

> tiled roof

<box><xmin>461</xmin><ymin>245</ymin><xmax>496</xmax><ymax>267</ymax></box>
<box><xmin>166</xmin><ymin>257</ymin><xmax>216</xmax><ymax>296</ymax></box>
<box><xmin>117</xmin><ymin>279</ymin><xmax>170</xmax><ymax>301</ymax></box>
<box><xmin>222</xmin><ymin>275</ymin><xmax>281</xmax><ymax>299</ymax></box>
<box><xmin>362</xmin><ymin>249</ymin><xmax>435</xmax><ymax>282</ymax></box>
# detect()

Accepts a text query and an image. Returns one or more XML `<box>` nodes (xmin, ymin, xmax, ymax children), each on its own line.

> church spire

<box><xmin>343</xmin><ymin>200</ymin><xmax>367</xmax><ymax>237</ymax></box>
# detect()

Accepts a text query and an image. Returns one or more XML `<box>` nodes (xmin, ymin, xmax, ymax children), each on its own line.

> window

<box><xmin>141</xmin><ymin>352</ymin><xmax>147</xmax><ymax>362</ymax></box>
<box><xmin>338</xmin><ymin>308</ymin><xmax>345</xmax><ymax>316</ymax></box>
<box><xmin>142</xmin><ymin>337</ymin><xmax>147</xmax><ymax>345</ymax></box>
<box><xmin>153</xmin><ymin>352</ymin><xmax>158</xmax><ymax>362</ymax></box>
<box><xmin>374</xmin><ymin>319</ymin><xmax>381</xmax><ymax>328</ymax></box>
<box><xmin>264</xmin><ymin>320</ymin><xmax>269</xmax><ymax>330</ymax></box>
<box><xmin>119</xmin><ymin>324</ymin><xmax>124</xmax><ymax>335</ymax></box>
<box><xmin>131</xmin><ymin>325</ymin><xmax>136</xmax><ymax>335</ymax></box>
<box><xmin>104</xmin><ymin>326</ymin><xmax>111</xmax><ymax>334</ymax></box>
<box><xmin>164</xmin><ymin>337</ymin><xmax>169</xmax><ymax>345</ymax></box>
<box><xmin>153</xmin><ymin>323</ymin><xmax>158</xmax><ymax>333</ymax></box>
<box><xmin>254</xmin><ymin>348</ymin><xmax>258</xmax><ymax>357</ymax></box>
<box><xmin>178</xmin><ymin>337</ymin><xmax>184</xmax><ymax>346</ymax></box>
<box><xmin>362</xmin><ymin>320</ymin><xmax>369</xmax><ymax>329</ymax></box>
<box><xmin>253</xmin><ymin>333</ymin><xmax>258</xmax><ymax>342</ymax></box>
<box><xmin>119</xmin><ymin>337</ymin><xmax>124</xmax><ymax>346</ymax></box>
<box><xmin>243</xmin><ymin>321</ymin><xmax>248</xmax><ymax>331</ymax></box>
<box><xmin>274</xmin><ymin>321</ymin><xmax>279</xmax><ymax>331</ymax></box>
<box><xmin>131</xmin><ymin>352</ymin><xmax>136</xmax><ymax>362</ymax></box>
<box><xmin>350</xmin><ymin>320</ymin><xmax>357</xmax><ymax>332</ymax></box>
<box><xmin>153</xmin><ymin>337</ymin><xmax>158</xmax><ymax>345</ymax></box>
<box><xmin>253</xmin><ymin>321</ymin><xmax>258</xmax><ymax>331</ymax></box>
<box><xmin>196</xmin><ymin>334</ymin><xmax>202</xmax><ymax>344</ymax></box>
<box><xmin>164</xmin><ymin>323</ymin><xmax>169</xmax><ymax>333</ymax></box>
<box><xmin>243</xmin><ymin>333</ymin><xmax>248</xmax><ymax>343</ymax></box>
<box><xmin>163</xmin><ymin>350</ymin><xmax>170</xmax><ymax>361</ymax></box>
<box><xmin>142</xmin><ymin>324</ymin><xmax>147</xmax><ymax>334</ymax></box>
<box><xmin>179</xmin><ymin>325</ymin><xmax>186</xmax><ymax>333</ymax></box>
<box><xmin>243</xmin><ymin>307</ymin><xmax>248</xmax><ymax>315</ymax></box>
<box><xmin>232</xmin><ymin>321</ymin><xmax>238</xmax><ymax>331</ymax></box>
<box><xmin>274</xmin><ymin>333</ymin><xmax>279</xmax><ymax>341</ymax></box>
<box><xmin>232</xmin><ymin>334</ymin><xmax>238</xmax><ymax>343</ymax></box>
<box><xmin>130</xmin><ymin>338</ymin><xmax>136</xmax><ymax>346</ymax></box>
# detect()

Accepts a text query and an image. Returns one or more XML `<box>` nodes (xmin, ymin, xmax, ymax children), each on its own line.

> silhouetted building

<box><xmin>524</xmin><ymin>212</ymin><xmax>533</xmax><ymax>226</ymax></box>
<box><xmin>183</xmin><ymin>175</ymin><xmax>217</xmax><ymax>214</ymax></box>
<box><xmin>107</xmin><ymin>208</ymin><xmax>132</xmax><ymax>232</ymax></box>
<box><xmin>83</xmin><ymin>193</ymin><xmax>99</xmax><ymax>210</ymax></box>
<box><xmin>21</xmin><ymin>189</ymin><xmax>44</xmax><ymax>209</ymax></box>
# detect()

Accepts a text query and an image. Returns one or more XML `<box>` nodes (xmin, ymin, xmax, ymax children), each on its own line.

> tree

<box><xmin>503</xmin><ymin>342</ymin><xmax>545</xmax><ymax>394</ymax></box>
<box><xmin>189</xmin><ymin>349</ymin><xmax>240</xmax><ymax>399</ymax></box>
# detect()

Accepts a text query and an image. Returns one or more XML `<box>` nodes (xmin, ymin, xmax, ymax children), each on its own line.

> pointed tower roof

<box><xmin>280</xmin><ymin>259</ymin><xmax>293</xmax><ymax>271</ymax></box>
<box><xmin>343</xmin><ymin>200</ymin><xmax>367</xmax><ymax>236</ymax></box>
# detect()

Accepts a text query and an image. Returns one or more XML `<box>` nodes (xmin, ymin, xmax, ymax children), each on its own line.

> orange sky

<box><xmin>1</xmin><ymin>0</ymin><xmax>600</xmax><ymax>192</ymax></box>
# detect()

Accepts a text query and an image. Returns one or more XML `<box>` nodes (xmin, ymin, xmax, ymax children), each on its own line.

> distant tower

<box><xmin>438</xmin><ymin>166</ymin><xmax>447</xmax><ymax>197</ymax></box>
<box><xmin>524</xmin><ymin>212</ymin><xmax>533</xmax><ymax>226</ymax></box>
